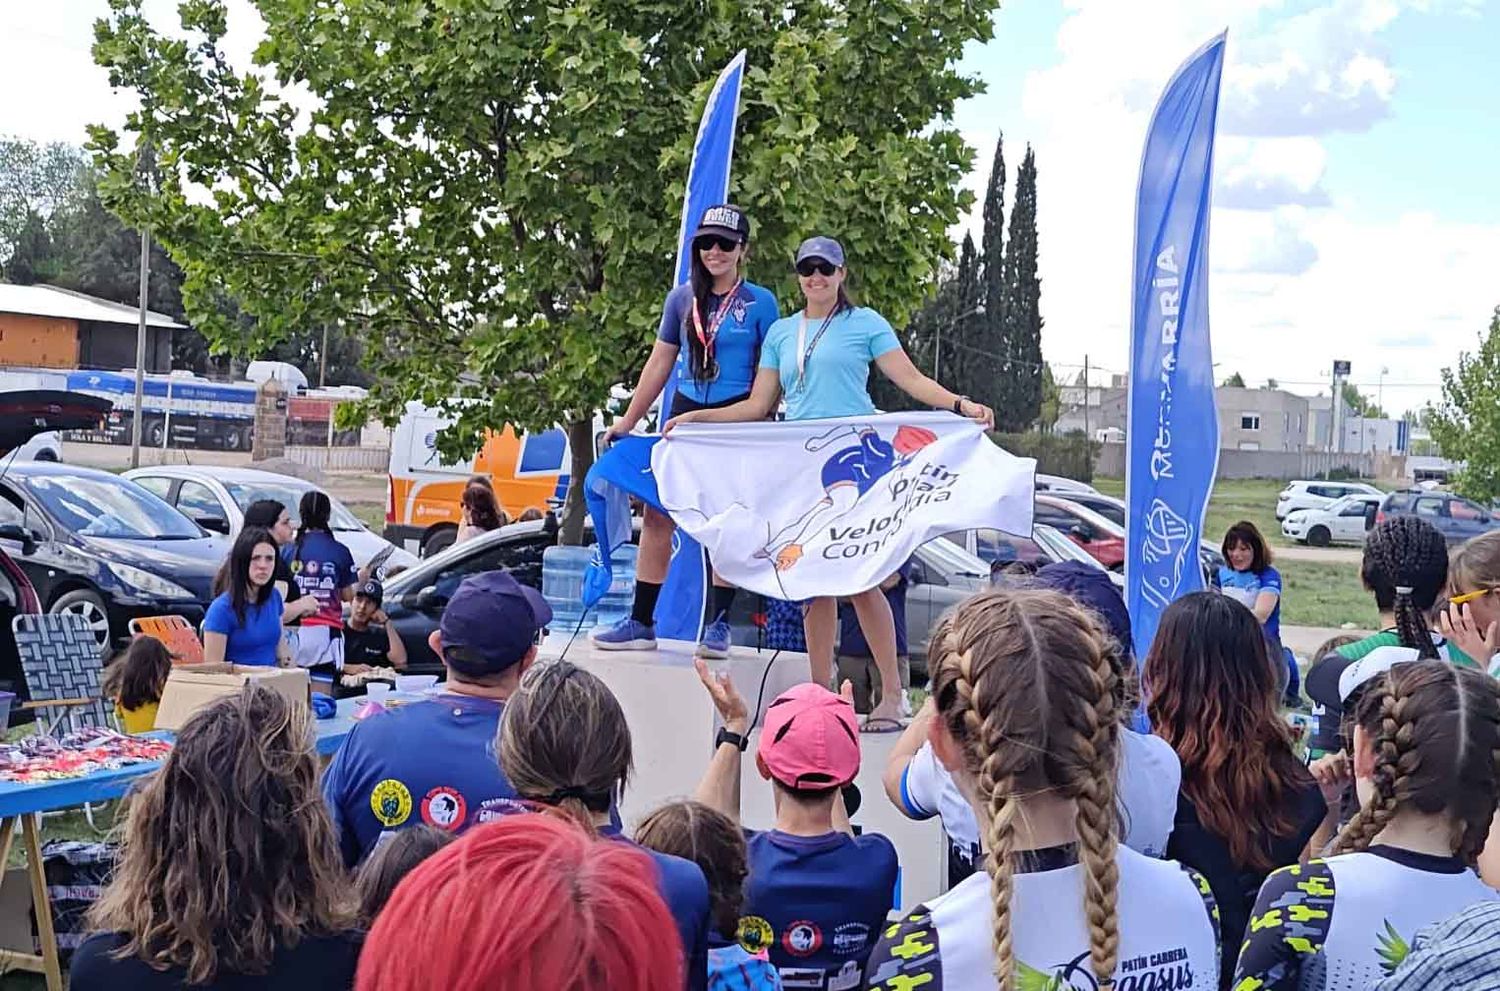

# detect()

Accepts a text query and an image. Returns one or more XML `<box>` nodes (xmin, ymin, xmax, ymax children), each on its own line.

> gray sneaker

<box><xmin>591</xmin><ymin>617</ymin><xmax>657</xmax><ymax>651</ymax></box>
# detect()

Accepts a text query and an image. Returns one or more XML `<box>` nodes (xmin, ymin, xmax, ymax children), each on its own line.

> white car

<box><xmin>1274</xmin><ymin>480</ymin><xmax>1383</xmax><ymax>520</ymax></box>
<box><xmin>1281</xmin><ymin>493</ymin><xmax>1383</xmax><ymax>546</ymax></box>
<box><xmin>122</xmin><ymin>465</ymin><xmax>419</xmax><ymax>579</ymax></box>
<box><xmin>6</xmin><ymin>430</ymin><xmax>62</xmax><ymax>462</ymax></box>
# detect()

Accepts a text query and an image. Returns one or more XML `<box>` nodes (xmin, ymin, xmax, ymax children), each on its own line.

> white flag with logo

<box><xmin>652</xmin><ymin>412</ymin><xmax>1036</xmax><ymax>600</ymax></box>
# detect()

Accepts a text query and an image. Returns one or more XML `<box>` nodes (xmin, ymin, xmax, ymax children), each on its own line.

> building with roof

<box><xmin>0</xmin><ymin>283</ymin><xmax>184</xmax><ymax>374</ymax></box>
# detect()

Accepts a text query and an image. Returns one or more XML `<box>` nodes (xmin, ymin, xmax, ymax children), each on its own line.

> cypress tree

<box><xmin>997</xmin><ymin>145</ymin><xmax>1043</xmax><ymax>431</ymax></box>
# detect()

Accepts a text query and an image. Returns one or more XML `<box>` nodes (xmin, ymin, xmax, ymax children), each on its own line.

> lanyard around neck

<box><xmin>690</xmin><ymin>279</ymin><xmax>742</xmax><ymax>358</ymax></box>
<box><xmin>795</xmin><ymin>308</ymin><xmax>839</xmax><ymax>390</ymax></box>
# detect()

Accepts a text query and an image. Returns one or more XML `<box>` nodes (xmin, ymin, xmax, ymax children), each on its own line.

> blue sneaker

<box><xmin>591</xmin><ymin>617</ymin><xmax>657</xmax><ymax>652</ymax></box>
<box><xmin>697</xmin><ymin>618</ymin><xmax>731</xmax><ymax>659</ymax></box>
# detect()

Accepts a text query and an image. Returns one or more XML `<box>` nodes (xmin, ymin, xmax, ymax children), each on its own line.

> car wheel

<box><xmin>33</xmin><ymin>449</ymin><xmax>58</xmax><ymax>462</ymax></box>
<box><xmin>421</xmin><ymin>527</ymin><xmax>457</xmax><ymax>558</ymax></box>
<box><xmin>147</xmin><ymin>422</ymin><xmax>165</xmax><ymax>447</ymax></box>
<box><xmin>1307</xmin><ymin>525</ymin><xmax>1331</xmax><ymax>547</ymax></box>
<box><xmin>49</xmin><ymin>588</ymin><xmax>113</xmax><ymax>659</ymax></box>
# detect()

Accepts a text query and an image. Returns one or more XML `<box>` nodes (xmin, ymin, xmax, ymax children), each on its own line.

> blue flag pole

<box><xmin>1125</xmin><ymin>32</ymin><xmax>1227</xmax><ymax>658</ymax></box>
<box><xmin>583</xmin><ymin>51</ymin><xmax>746</xmax><ymax>644</ymax></box>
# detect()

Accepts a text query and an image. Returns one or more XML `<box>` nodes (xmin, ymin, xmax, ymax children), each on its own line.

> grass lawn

<box><xmin>1092</xmin><ymin>476</ymin><xmax>1376</xmax><ymax>629</ymax></box>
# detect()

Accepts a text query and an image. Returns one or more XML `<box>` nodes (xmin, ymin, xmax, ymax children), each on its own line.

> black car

<box><xmin>0</xmin><ymin>462</ymin><xmax>228</xmax><ymax>658</ymax></box>
<box><xmin>1376</xmin><ymin>489</ymin><xmax>1500</xmax><ymax>546</ymax></box>
<box><xmin>380</xmin><ymin>517</ymin><xmax>991</xmax><ymax>676</ymax></box>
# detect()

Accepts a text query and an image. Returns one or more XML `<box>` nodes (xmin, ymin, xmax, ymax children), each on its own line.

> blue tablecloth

<box><xmin>0</xmin><ymin>696</ymin><xmax>372</xmax><ymax>819</ymax></box>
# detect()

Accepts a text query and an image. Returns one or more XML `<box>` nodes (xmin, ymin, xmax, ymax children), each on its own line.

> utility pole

<box><xmin>319</xmin><ymin>324</ymin><xmax>329</xmax><ymax>388</ymax></box>
<box><xmin>129</xmin><ymin>226</ymin><xmax>150</xmax><ymax>469</ymax></box>
<box><xmin>1082</xmin><ymin>354</ymin><xmax>1090</xmax><ymax>441</ymax></box>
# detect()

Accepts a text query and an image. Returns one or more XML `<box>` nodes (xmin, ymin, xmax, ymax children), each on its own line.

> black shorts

<box><xmin>669</xmin><ymin>390</ymin><xmax>750</xmax><ymax>419</ymax></box>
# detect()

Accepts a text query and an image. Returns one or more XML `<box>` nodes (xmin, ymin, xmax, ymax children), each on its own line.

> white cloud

<box><xmin>958</xmin><ymin>0</ymin><xmax>1498</xmax><ymax>408</ymax></box>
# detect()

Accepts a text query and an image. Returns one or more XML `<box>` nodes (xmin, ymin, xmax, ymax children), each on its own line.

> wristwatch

<box><xmin>715</xmin><ymin>727</ymin><xmax>749</xmax><ymax>753</ymax></box>
<box><xmin>952</xmin><ymin>395</ymin><xmax>970</xmax><ymax>415</ymax></box>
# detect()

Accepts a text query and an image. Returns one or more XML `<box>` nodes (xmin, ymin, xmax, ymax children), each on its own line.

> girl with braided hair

<box><xmin>1234</xmin><ymin>661</ymin><xmax>1500</xmax><ymax>989</ymax></box>
<box><xmin>863</xmin><ymin>588</ymin><xmax>1218</xmax><ymax>991</ymax></box>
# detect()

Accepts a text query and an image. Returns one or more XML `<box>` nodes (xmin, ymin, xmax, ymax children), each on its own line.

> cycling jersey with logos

<box><xmin>1233</xmin><ymin>846</ymin><xmax>1500</xmax><ymax>990</ymax></box>
<box><xmin>864</xmin><ymin>844</ymin><xmax>1219</xmax><ymax>991</ymax></box>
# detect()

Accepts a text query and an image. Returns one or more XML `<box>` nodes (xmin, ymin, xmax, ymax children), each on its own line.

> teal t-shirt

<box><xmin>759</xmin><ymin>306</ymin><xmax>902</xmax><ymax>421</ymax></box>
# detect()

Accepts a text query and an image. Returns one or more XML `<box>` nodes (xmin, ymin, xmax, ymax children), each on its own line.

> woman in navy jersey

<box><xmin>594</xmin><ymin>204</ymin><xmax>780</xmax><ymax>659</ymax></box>
<box><xmin>1234</xmin><ymin>661</ymin><xmax>1500</xmax><ymax>989</ymax></box>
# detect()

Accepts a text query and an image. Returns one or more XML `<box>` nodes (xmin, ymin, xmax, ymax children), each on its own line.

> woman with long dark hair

<box><xmin>203</xmin><ymin>527</ymin><xmax>285</xmax><ymax>667</ymax></box>
<box><xmin>1145</xmin><ymin>591</ymin><xmax>1323</xmax><ymax>990</ymax></box>
<box><xmin>666</xmin><ymin>236</ymin><xmax>993</xmax><ymax>729</ymax></box>
<box><xmin>71</xmin><ymin>686</ymin><xmax>358</xmax><ymax>987</ymax></box>
<box><xmin>1218</xmin><ymin>520</ymin><xmax>1298</xmax><ymax>703</ymax></box>
<box><xmin>593</xmin><ymin>204</ymin><xmax>780</xmax><ymax>659</ymax></box>
<box><xmin>287</xmin><ymin>489</ymin><xmax>357</xmax><ymax>672</ymax></box>
<box><xmin>455</xmin><ymin>483</ymin><xmax>506</xmax><ymax>545</ymax></box>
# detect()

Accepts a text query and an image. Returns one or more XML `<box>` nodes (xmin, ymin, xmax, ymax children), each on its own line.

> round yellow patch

<box><xmin>737</xmin><ymin>915</ymin><xmax>774</xmax><ymax>955</ymax></box>
<box><xmin>370</xmin><ymin>779</ymin><xmax>413</xmax><ymax>827</ymax></box>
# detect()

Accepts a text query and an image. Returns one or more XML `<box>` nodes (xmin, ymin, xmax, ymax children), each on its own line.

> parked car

<box><xmin>1</xmin><ymin>389</ymin><xmax>110</xmax><ymax>463</ymax></box>
<box><xmin>0</xmin><ymin>463</ymin><xmax>227</xmax><ymax>657</ymax></box>
<box><xmin>1038</xmin><ymin>489</ymin><xmax>1227</xmax><ymax>578</ymax></box>
<box><xmin>6</xmin><ymin>431</ymin><xmax>61</xmax><ymax>463</ymax></box>
<box><xmin>380</xmin><ymin>518</ymin><xmax>991</xmax><ymax>675</ymax></box>
<box><xmin>944</xmin><ymin>524</ymin><xmax>1126</xmax><ymax>590</ymax></box>
<box><xmin>1376</xmin><ymin>489</ymin><xmax>1500</xmax><ymax>546</ymax></box>
<box><xmin>1035</xmin><ymin>473</ymin><xmax>1100</xmax><ymax>495</ymax></box>
<box><xmin>1275</xmin><ymin>480</ymin><xmax>1384</xmax><ymax>520</ymax></box>
<box><xmin>1033</xmin><ymin>494</ymin><xmax>1126</xmax><ymax>569</ymax></box>
<box><xmin>0</xmin><ymin>539</ymin><xmax>41</xmax><ymax>720</ymax></box>
<box><xmin>123</xmin><ymin>466</ymin><xmax>419</xmax><ymax>580</ymax></box>
<box><xmin>1281</xmin><ymin>493</ymin><xmax>1383</xmax><ymax>546</ymax></box>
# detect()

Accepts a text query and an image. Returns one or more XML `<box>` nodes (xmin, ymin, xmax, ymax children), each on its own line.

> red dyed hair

<box><xmin>356</xmin><ymin>815</ymin><xmax>683</xmax><ymax>991</ymax></box>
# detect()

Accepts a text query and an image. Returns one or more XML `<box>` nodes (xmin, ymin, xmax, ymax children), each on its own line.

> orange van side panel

<box><xmin>401</xmin><ymin>426</ymin><xmax>561</xmax><ymax>532</ymax></box>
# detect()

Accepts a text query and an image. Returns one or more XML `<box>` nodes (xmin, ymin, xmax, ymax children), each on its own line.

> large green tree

<box><xmin>0</xmin><ymin>138</ymin><xmax>87</xmax><ymax>263</ymax></box>
<box><xmin>90</xmin><ymin>0</ymin><xmax>998</xmax><ymax>539</ymax></box>
<box><xmin>1428</xmin><ymin>308</ymin><xmax>1500</xmax><ymax>502</ymax></box>
<box><xmin>994</xmin><ymin>145</ymin><xmax>1042</xmax><ymax>431</ymax></box>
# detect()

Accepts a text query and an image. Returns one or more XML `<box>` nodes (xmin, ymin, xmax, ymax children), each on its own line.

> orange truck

<box><xmin>384</xmin><ymin>403</ymin><xmax>608</xmax><ymax>558</ymax></box>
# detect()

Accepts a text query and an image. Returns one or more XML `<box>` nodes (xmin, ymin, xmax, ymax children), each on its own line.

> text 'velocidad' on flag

<box><xmin>1125</xmin><ymin>32</ymin><xmax>1227</xmax><ymax>657</ymax></box>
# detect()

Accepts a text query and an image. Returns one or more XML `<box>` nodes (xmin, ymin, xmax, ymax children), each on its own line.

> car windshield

<box><xmin>224</xmin><ymin>481</ymin><xmax>365</xmax><ymax>531</ymax></box>
<box><xmin>26</xmin><ymin>474</ymin><xmax>204</xmax><ymax>539</ymax></box>
<box><xmin>921</xmin><ymin>535</ymin><xmax>990</xmax><ymax>578</ymax></box>
<box><xmin>1034</xmin><ymin>525</ymin><xmax>1107</xmax><ymax>569</ymax></box>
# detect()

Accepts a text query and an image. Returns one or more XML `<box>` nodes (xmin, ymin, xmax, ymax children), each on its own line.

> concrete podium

<box><xmin>537</xmin><ymin>634</ymin><xmax>946</xmax><ymax>911</ymax></box>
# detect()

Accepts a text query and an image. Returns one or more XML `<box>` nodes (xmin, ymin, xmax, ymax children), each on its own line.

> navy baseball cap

<box><xmin>1031</xmin><ymin>560</ymin><xmax>1134</xmax><ymax>660</ymax></box>
<box><xmin>693</xmin><ymin>204</ymin><xmax>750</xmax><ymax>242</ymax></box>
<box><xmin>439</xmin><ymin>571</ymin><xmax>553</xmax><ymax>677</ymax></box>
<box><xmin>355</xmin><ymin>579</ymin><xmax>383</xmax><ymax>606</ymax></box>
<box><xmin>795</xmin><ymin>236</ymin><xmax>845</xmax><ymax>268</ymax></box>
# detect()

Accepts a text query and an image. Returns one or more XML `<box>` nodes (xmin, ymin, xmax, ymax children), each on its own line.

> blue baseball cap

<box><xmin>439</xmin><ymin>571</ymin><xmax>553</xmax><ymax>677</ymax></box>
<box><xmin>1031</xmin><ymin>560</ymin><xmax>1134</xmax><ymax>661</ymax></box>
<box><xmin>795</xmin><ymin>236</ymin><xmax>845</xmax><ymax>268</ymax></box>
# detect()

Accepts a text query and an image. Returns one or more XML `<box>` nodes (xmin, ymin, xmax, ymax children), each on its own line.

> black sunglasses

<box><xmin>533</xmin><ymin>626</ymin><xmax>550</xmax><ymax>646</ymax></box>
<box><xmin>796</xmin><ymin>259</ymin><xmax>837</xmax><ymax>277</ymax></box>
<box><xmin>695</xmin><ymin>235</ymin><xmax>741</xmax><ymax>253</ymax></box>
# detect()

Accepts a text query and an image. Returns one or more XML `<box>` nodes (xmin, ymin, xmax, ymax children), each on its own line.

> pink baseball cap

<box><xmin>758</xmin><ymin>683</ymin><xmax>861</xmax><ymax>789</ymax></box>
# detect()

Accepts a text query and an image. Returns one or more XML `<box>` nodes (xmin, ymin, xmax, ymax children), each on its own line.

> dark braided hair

<box><xmin>1360</xmin><ymin>516</ymin><xmax>1447</xmax><ymax>660</ymax></box>
<box><xmin>1334</xmin><ymin>661</ymin><xmax>1500</xmax><ymax>863</ymax></box>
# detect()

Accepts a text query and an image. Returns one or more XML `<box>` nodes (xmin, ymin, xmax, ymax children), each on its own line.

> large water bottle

<box><xmin>592</xmin><ymin>543</ymin><xmax>639</xmax><ymax>628</ymax></box>
<box><xmin>541</xmin><ymin>545</ymin><xmax>593</xmax><ymax>634</ymax></box>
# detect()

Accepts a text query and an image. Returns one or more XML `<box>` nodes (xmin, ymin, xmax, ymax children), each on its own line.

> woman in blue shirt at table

<box><xmin>593</xmin><ymin>204</ymin><xmax>780</xmax><ymax>659</ymax></box>
<box><xmin>667</xmin><ymin>236</ymin><xmax>993</xmax><ymax>729</ymax></box>
<box><xmin>203</xmin><ymin>527</ymin><xmax>285</xmax><ymax>667</ymax></box>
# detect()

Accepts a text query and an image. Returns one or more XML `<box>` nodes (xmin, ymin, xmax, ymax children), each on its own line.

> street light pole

<box><xmin>129</xmin><ymin>226</ymin><xmax>151</xmax><ymax>469</ymax></box>
<box><xmin>935</xmin><ymin>303</ymin><xmax>985</xmax><ymax>381</ymax></box>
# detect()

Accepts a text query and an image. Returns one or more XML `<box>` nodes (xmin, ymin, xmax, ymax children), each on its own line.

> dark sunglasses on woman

<box><xmin>694</xmin><ymin>235</ymin><xmax>740</xmax><ymax>253</ymax></box>
<box><xmin>796</xmin><ymin>258</ymin><xmax>837</xmax><ymax>277</ymax></box>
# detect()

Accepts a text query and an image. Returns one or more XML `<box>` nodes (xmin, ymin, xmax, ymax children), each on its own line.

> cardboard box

<box><xmin>154</xmin><ymin>664</ymin><xmax>311</xmax><ymax>731</ymax></box>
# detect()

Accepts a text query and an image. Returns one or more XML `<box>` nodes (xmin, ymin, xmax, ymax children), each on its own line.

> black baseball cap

<box><xmin>439</xmin><ymin>571</ymin><xmax>553</xmax><ymax>677</ymax></box>
<box><xmin>693</xmin><ymin>204</ymin><xmax>750</xmax><ymax>242</ymax></box>
<box><xmin>355</xmin><ymin>579</ymin><xmax>383</xmax><ymax>606</ymax></box>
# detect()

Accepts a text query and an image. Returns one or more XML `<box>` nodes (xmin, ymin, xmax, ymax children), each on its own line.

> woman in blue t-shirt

<box><xmin>1218</xmin><ymin>520</ymin><xmax>1296</xmax><ymax>702</ymax></box>
<box><xmin>286</xmin><ymin>490</ymin><xmax>357</xmax><ymax>672</ymax></box>
<box><xmin>666</xmin><ymin>235</ymin><xmax>992</xmax><ymax>728</ymax></box>
<box><xmin>594</xmin><ymin>204</ymin><xmax>781</xmax><ymax>660</ymax></box>
<box><xmin>203</xmin><ymin>527</ymin><xmax>285</xmax><ymax>667</ymax></box>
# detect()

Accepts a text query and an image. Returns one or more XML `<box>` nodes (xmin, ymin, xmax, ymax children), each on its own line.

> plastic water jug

<box><xmin>541</xmin><ymin>543</ymin><xmax>639</xmax><ymax>634</ymax></box>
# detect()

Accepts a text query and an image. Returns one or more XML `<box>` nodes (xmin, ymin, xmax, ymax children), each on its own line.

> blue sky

<box><xmin>941</xmin><ymin>0</ymin><xmax>1500</xmax><ymax>411</ymax></box>
<box><xmin>3</xmin><ymin>1</ymin><xmax>1496</xmax><ymax>411</ymax></box>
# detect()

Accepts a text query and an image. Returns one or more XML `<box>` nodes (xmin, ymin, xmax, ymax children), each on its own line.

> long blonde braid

<box><xmin>929</xmin><ymin>588</ymin><xmax>1123</xmax><ymax>990</ymax></box>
